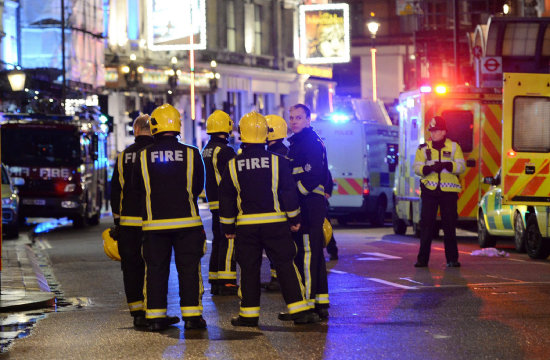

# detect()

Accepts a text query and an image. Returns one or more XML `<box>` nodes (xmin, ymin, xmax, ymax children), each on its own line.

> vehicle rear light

<box><xmin>434</xmin><ymin>84</ymin><xmax>447</xmax><ymax>94</ymax></box>
<box><xmin>363</xmin><ymin>178</ymin><xmax>370</xmax><ymax>196</ymax></box>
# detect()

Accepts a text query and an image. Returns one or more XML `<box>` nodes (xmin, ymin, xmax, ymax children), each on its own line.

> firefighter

<box><xmin>261</xmin><ymin>114</ymin><xmax>289</xmax><ymax>292</ymax></box>
<box><xmin>219</xmin><ymin>112</ymin><xmax>318</xmax><ymax>326</ymax></box>
<box><xmin>324</xmin><ymin>170</ymin><xmax>339</xmax><ymax>261</ymax></box>
<box><xmin>413</xmin><ymin>115</ymin><xmax>465</xmax><ymax>268</ymax></box>
<box><xmin>110</xmin><ymin>114</ymin><xmax>157</xmax><ymax>328</ymax></box>
<box><xmin>202</xmin><ymin>110</ymin><xmax>238</xmax><ymax>296</ymax></box>
<box><xmin>132</xmin><ymin>104</ymin><xmax>207</xmax><ymax>331</ymax></box>
<box><xmin>281</xmin><ymin>103</ymin><xmax>330</xmax><ymax>321</ymax></box>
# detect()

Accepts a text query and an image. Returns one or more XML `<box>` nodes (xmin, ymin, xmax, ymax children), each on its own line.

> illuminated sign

<box><xmin>299</xmin><ymin>4</ymin><xmax>350</xmax><ymax>65</ymax></box>
<box><xmin>147</xmin><ymin>0</ymin><xmax>206</xmax><ymax>51</ymax></box>
<box><xmin>297</xmin><ymin>64</ymin><xmax>333</xmax><ymax>79</ymax></box>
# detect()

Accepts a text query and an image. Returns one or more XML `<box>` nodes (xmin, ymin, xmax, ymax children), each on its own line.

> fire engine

<box><xmin>392</xmin><ymin>84</ymin><xmax>502</xmax><ymax>236</ymax></box>
<box><xmin>315</xmin><ymin>100</ymin><xmax>399</xmax><ymax>226</ymax></box>
<box><xmin>0</xmin><ymin>112</ymin><xmax>109</xmax><ymax>228</ymax></box>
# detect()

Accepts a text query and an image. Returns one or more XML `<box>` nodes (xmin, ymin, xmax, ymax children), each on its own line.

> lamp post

<box><xmin>8</xmin><ymin>68</ymin><xmax>27</xmax><ymax>112</ymax></box>
<box><xmin>367</xmin><ymin>17</ymin><xmax>380</xmax><ymax>102</ymax></box>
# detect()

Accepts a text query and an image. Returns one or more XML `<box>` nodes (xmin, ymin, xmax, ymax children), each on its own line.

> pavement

<box><xmin>0</xmin><ymin>234</ymin><xmax>56</xmax><ymax>312</ymax></box>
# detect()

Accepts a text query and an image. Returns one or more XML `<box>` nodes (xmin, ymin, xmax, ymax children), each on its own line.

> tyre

<box><xmin>71</xmin><ymin>214</ymin><xmax>86</xmax><ymax>229</ymax></box>
<box><xmin>525</xmin><ymin>215</ymin><xmax>550</xmax><ymax>259</ymax></box>
<box><xmin>392</xmin><ymin>209</ymin><xmax>407</xmax><ymax>235</ymax></box>
<box><xmin>514</xmin><ymin>212</ymin><xmax>527</xmax><ymax>253</ymax></box>
<box><xmin>370</xmin><ymin>197</ymin><xmax>387</xmax><ymax>227</ymax></box>
<box><xmin>478</xmin><ymin>209</ymin><xmax>496</xmax><ymax>248</ymax></box>
<box><xmin>87</xmin><ymin>212</ymin><xmax>100</xmax><ymax>226</ymax></box>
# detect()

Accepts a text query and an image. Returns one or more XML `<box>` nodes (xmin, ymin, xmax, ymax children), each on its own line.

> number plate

<box><xmin>23</xmin><ymin>199</ymin><xmax>46</xmax><ymax>205</ymax></box>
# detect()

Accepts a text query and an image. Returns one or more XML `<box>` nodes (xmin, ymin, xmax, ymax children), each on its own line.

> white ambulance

<box><xmin>315</xmin><ymin>114</ymin><xmax>399</xmax><ymax>226</ymax></box>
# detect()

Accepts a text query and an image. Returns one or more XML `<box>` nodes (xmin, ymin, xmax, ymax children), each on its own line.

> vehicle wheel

<box><xmin>525</xmin><ymin>215</ymin><xmax>550</xmax><ymax>259</ymax></box>
<box><xmin>514</xmin><ymin>212</ymin><xmax>527</xmax><ymax>253</ymax></box>
<box><xmin>370</xmin><ymin>197</ymin><xmax>387</xmax><ymax>227</ymax></box>
<box><xmin>478</xmin><ymin>210</ymin><xmax>496</xmax><ymax>248</ymax></box>
<box><xmin>392</xmin><ymin>209</ymin><xmax>407</xmax><ymax>235</ymax></box>
<box><xmin>71</xmin><ymin>214</ymin><xmax>86</xmax><ymax>229</ymax></box>
<box><xmin>4</xmin><ymin>225</ymin><xmax>19</xmax><ymax>239</ymax></box>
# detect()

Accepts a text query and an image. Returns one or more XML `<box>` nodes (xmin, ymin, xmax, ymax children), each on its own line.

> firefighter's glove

<box><xmin>431</xmin><ymin>162</ymin><xmax>444</xmax><ymax>173</ymax></box>
<box><xmin>442</xmin><ymin>162</ymin><xmax>453</xmax><ymax>172</ymax></box>
<box><xmin>110</xmin><ymin>225</ymin><xmax>121</xmax><ymax>241</ymax></box>
<box><xmin>422</xmin><ymin>165</ymin><xmax>433</xmax><ymax>176</ymax></box>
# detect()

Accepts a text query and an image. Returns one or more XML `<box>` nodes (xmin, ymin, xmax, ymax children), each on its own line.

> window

<box><xmin>542</xmin><ymin>26</ymin><xmax>550</xmax><ymax>56</ymax></box>
<box><xmin>441</xmin><ymin>110</ymin><xmax>473</xmax><ymax>153</ymax></box>
<box><xmin>227</xmin><ymin>0</ymin><xmax>236</xmax><ymax>52</ymax></box>
<box><xmin>254</xmin><ymin>5</ymin><xmax>262</xmax><ymax>55</ymax></box>
<box><xmin>502</xmin><ymin>23</ymin><xmax>538</xmax><ymax>56</ymax></box>
<box><xmin>513</xmin><ymin>97</ymin><xmax>550</xmax><ymax>152</ymax></box>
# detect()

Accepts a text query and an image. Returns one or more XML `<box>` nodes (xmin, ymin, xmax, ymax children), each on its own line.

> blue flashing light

<box><xmin>99</xmin><ymin>114</ymin><xmax>108</xmax><ymax>124</ymax></box>
<box><xmin>329</xmin><ymin>113</ymin><xmax>351</xmax><ymax>124</ymax></box>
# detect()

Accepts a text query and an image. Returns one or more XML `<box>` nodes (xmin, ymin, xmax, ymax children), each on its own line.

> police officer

<box><xmin>219</xmin><ymin>112</ymin><xmax>318</xmax><ymax>326</ymax></box>
<box><xmin>110</xmin><ymin>114</ymin><xmax>155</xmax><ymax>328</ymax></box>
<box><xmin>261</xmin><ymin>114</ymin><xmax>289</xmax><ymax>291</ymax></box>
<box><xmin>132</xmin><ymin>104</ymin><xmax>207</xmax><ymax>331</ymax></box>
<box><xmin>201</xmin><ymin>110</ymin><xmax>238</xmax><ymax>296</ymax></box>
<box><xmin>413</xmin><ymin>115</ymin><xmax>465</xmax><ymax>268</ymax></box>
<box><xmin>283</xmin><ymin>103</ymin><xmax>330</xmax><ymax>320</ymax></box>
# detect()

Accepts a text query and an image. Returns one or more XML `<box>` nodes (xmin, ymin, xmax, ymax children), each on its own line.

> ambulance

<box><xmin>392</xmin><ymin>84</ymin><xmax>502</xmax><ymax>236</ymax></box>
<box><xmin>499</xmin><ymin>73</ymin><xmax>550</xmax><ymax>259</ymax></box>
<box><xmin>315</xmin><ymin>108</ymin><xmax>399</xmax><ymax>226</ymax></box>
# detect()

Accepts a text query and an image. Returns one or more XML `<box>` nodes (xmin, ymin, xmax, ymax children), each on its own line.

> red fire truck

<box><xmin>0</xmin><ymin>113</ymin><xmax>108</xmax><ymax>228</ymax></box>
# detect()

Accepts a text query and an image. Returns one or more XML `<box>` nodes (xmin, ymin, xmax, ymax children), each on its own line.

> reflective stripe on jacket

<box><xmin>413</xmin><ymin>138</ymin><xmax>465</xmax><ymax>193</ymax></box>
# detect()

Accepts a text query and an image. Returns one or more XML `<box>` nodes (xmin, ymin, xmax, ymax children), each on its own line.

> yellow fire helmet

<box><xmin>265</xmin><ymin>114</ymin><xmax>288</xmax><ymax>141</ymax></box>
<box><xmin>239</xmin><ymin>112</ymin><xmax>268</xmax><ymax>144</ymax></box>
<box><xmin>206</xmin><ymin>110</ymin><xmax>233</xmax><ymax>134</ymax></box>
<box><xmin>150</xmin><ymin>104</ymin><xmax>181</xmax><ymax>135</ymax></box>
<box><xmin>323</xmin><ymin>218</ymin><xmax>333</xmax><ymax>247</ymax></box>
<box><xmin>102</xmin><ymin>227</ymin><xmax>121</xmax><ymax>261</ymax></box>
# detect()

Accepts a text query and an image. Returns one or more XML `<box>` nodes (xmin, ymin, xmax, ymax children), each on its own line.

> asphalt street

<box><xmin>2</xmin><ymin>206</ymin><xmax>550</xmax><ymax>359</ymax></box>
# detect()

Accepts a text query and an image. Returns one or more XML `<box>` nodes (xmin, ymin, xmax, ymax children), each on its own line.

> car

<box><xmin>2</xmin><ymin>163</ymin><xmax>24</xmax><ymax>239</ymax></box>
<box><xmin>477</xmin><ymin>170</ymin><xmax>528</xmax><ymax>252</ymax></box>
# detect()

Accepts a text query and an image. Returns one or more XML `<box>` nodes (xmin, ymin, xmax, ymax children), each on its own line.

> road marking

<box><xmin>36</xmin><ymin>240</ymin><xmax>52</xmax><ymax>250</ymax></box>
<box><xmin>399</xmin><ymin>277</ymin><xmax>424</xmax><ymax>285</ymax></box>
<box><xmin>485</xmin><ymin>275</ymin><xmax>523</xmax><ymax>283</ymax></box>
<box><xmin>329</xmin><ymin>269</ymin><xmax>347</xmax><ymax>274</ymax></box>
<box><xmin>362</xmin><ymin>252</ymin><xmax>402</xmax><ymax>259</ymax></box>
<box><xmin>433</xmin><ymin>246</ymin><xmax>470</xmax><ymax>255</ymax></box>
<box><xmin>357</xmin><ymin>257</ymin><xmax>384</xmax><ymax>261</ymax></box>
<box><xmin>367</xmin><ymin>278</ymin><xmax>417</xmax><ymax>290</ymax></box>
<box><xmin>381</xmin><ymin>239</ymin><xmax>416</xmax><ymax>246</ymax></box>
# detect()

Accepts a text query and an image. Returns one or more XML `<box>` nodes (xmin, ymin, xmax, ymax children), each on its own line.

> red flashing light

<box><xmin>363</xmin><ymin>178</ymin><xmax>370</xmax><ymax>196</ymax></box>
<box><xmin>507</xmin><ymin>150</ymin><xmax>516</xmax><ymax>157</ymax></box>
<box><xmin>434</xmin><ymin>84</ymin><xmax>447</xmax><ymax>94</ymax></box>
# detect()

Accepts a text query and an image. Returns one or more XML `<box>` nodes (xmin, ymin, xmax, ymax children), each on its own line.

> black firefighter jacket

<box><xmin>202</xmin><ymin>137</ymin><xmax>236</xmax><ymax>211</ymax></box>
<box><xmin>132</xmin><ymin>136</ymin><xmax>205</xmax><ymax>232</ymax></box>
<box><xmin>218</xmin><ymin>144</ymin><xmax>301</xmax><ymax>235</ymax></box>
<box><xmin>111</xmin><ymin>136</ymin><xmax>154</xmax><ymax>227</ymax></box>
<box><xmin>287</xmin><ymin>127</ymin><xmax>329</xmax><ymax>199</ymax></box>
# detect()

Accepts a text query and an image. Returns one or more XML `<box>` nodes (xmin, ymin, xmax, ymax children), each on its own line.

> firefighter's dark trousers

<box><xmin>417</xmin><ymin>189</ymin><xmax>459</xmax><ymax>264</ymax></box>
<box><xmin>213</xmin><ymin>211</ymin><xmax>237</xmax><ymax>283</ymax></box>
<box><xmin>208</xmin><ymin>210</ymin><xmax>237</xmax><ymax>284</ymax></box>
<box><xmin>143</xmin><ymin>227</ymin><xmax>206</xmax><ymax>320</ymax></box>
<box><xmin>117</xmin><ymin>226</ymin><xmax>145</xmax><ymax>316</ymax></box>
<box><xmin>293</xmin><ymin>195</ymin><xmax>329</xmax><ymax>309</ymax></box>
<box><xmin>235</xmin><ymin>222</ymin><xmax>309</xmax><ymax>318</ymax></box>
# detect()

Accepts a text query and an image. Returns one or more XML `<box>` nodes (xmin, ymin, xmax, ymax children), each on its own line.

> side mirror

<box><xmin>12</xmin><ymin>177</ymin><xmax>25</xmax><ymax>186</ymax></box>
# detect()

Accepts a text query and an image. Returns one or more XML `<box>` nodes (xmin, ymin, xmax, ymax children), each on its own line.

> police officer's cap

<box><xmin>428</xmin><ymin>116</ymin><xmax>446</xmax><ymax>131</ymax></box>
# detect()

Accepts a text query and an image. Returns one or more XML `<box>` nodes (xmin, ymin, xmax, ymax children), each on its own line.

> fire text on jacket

<box><xmin>237</xmin><ymin>157</ymin><xmax>270</xmax><ymax>171</ymax></box>
<box><xmin>150</xmin><ymin>150</ymin><xmax>185</xmax><ymax>163</ymax></box>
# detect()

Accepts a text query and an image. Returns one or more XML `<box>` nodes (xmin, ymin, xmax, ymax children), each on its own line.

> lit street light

<box><xmin>367</xmin><ymin>16</ymin><xmax>380</xmax><ymax>102</ymax></box>
<box><xmin>8</xmin><ymin>69</ymin><xmax>26</xmax><ymax>92</ymax></box>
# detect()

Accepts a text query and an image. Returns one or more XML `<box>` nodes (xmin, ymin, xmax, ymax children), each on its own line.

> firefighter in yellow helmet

<box><xmin>132</xmin><ymin>104</ymin><xmax>207</xmax><ymax>331</ymax></box>
<box><xmin>260</xmin><ymin>114</ymin><xmax>290</xmax><ymax>292</ymax></box>
<box><xmin>219</xmin><ymin>112</ymin><xmax>318</xmax><ymax>326</ymax></box>
<box><xmin>201</xmin><ymin>110</ymin><xmax>238</xmax><ymax>296</ymax></box>
<box><xmin>413</xmin><ymin>115</ymin><xmax>465</xmax><ymax>268</ymax></box>
<box><xmin>110</xmin><ymin>113</ymin><xmax>154</xmax><ymax>328</ymax></box>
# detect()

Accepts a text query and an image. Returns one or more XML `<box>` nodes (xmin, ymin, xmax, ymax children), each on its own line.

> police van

<box><xmin>315</xmin><ymin>102</ymin><xmax>398</xmax><ymax>226</ymax></box>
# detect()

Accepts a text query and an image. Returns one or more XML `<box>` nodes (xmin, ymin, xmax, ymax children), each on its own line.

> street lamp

<box><xmin>8</xmin><ymin>69</ymin><xmax>26</xmax><ymax>92</ymax></box>
<box><xmin>367</xmin><ymin>16</ymin><xmax>380</xmax><ymax>102</ymax></box>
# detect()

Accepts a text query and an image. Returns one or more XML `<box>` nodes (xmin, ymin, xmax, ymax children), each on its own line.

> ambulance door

<box><xmin>315</xmin><ymin>121</ymin><xmax>366</xmax><ymax>210</ymax></box>
<box><xmin>502</xmin><ymin>73</ymin><xmax>550</xmax><ymax>207</ymax></box>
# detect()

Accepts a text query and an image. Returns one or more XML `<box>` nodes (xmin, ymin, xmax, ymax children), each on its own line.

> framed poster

<box><xmin>299</xmin><ymin>4</ymin><xmax>350</xmax><ymax>64</ymax></box>
<box><xmin>148</xmin><ymin>0</ymin><xmax>206</xmax><ymax>51</ymax></box>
